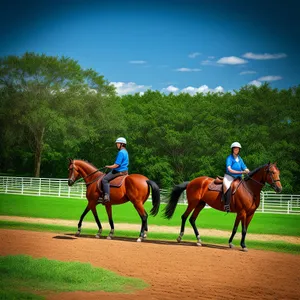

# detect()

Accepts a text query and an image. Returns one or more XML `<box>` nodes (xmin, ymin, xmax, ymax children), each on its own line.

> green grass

<box><xmin>1</xmin><ymin>220</ymin><xmax>299</xmax><ymax>255</ymax></box>
<box><xmin>0</xmin><ymin>194</ymin><xmax>299</xmax><ymax>236</ymax></box>
<box><xmin>0</xmin><ymin>254</ymin><xmax>148</xmax><ymax>299</ymax></box>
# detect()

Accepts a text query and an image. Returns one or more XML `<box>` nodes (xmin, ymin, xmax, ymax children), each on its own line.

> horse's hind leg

<box><xmin>133</xmin><ymin>202</ymin><xmax>148</xmax><ymax>242</ymax></box>
<box><xmin>189</xmin><ymin>201</ymin><xmax>206</xmax><ymax>246</ymax></box>
<box><xmin>177</xmin><ymin>204</ymin><xmax>195</xmax><ymax>243</ymax></box>
<box><xmin>105</xmin><ymin>204</ymin><xmax>115</xmax><ymax>240</ymax></box>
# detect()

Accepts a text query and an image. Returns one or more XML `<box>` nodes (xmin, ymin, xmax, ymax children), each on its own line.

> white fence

<box><xmin>0</xmin><ymin>176</ymin><xmax>300</xmax><ymax>215</ymax></box>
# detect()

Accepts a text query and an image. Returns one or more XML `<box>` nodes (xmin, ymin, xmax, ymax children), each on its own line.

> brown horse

<box><xmin>164</xmin><ymin>162</ymin><xmax>282</xmax><ymax>251</ymax></box>
<box><xmin>67</xmin><ymin>159</ymin><xmax>160</xmax><ymax>241</ymax></box>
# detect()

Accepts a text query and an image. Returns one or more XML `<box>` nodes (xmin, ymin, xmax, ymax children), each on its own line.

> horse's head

<box><xmin>68</xmin><ymin>158</ymin><xmax>81</xmax><ymax>186</ymax></box>
<box><xmin>264</xmin><ymin>163</ymin><xmax>282</xmax><ymax>193</ymax></box>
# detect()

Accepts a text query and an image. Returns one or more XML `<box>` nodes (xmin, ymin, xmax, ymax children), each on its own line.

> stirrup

<box><xmin>103</xmin><ymin>194</ymin><xmax>110</xmax><ymax>203</ymax></box>
<box><xmin>224</xmin><ymin>204</ymin><xmax>230</xmax><ymax>213</ymax></box>
<box><xmin>97</xmin><ymin>197</ymin><xmax>104</xmax><ymax>204</ymax></box>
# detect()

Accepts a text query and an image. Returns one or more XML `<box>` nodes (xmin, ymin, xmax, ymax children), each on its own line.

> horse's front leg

<box><xmin>240</xmin><ymin>213</ymin><xmax>254</xmax><ymax>251</ymax></box>
<box><xmin>105</xmin><ymin>204</ymin><xmax>115</xmax><ymax>240</ymax></box>
<box><xmin>91</xmin><ymin>206</ymin><xmax>103</xmax><ymax>238</ymax></box>
<box><xmin>228</xmin><ymin>213</ymin><xmax>242</xmax><ymax>248</ymax></box>
<box><xmin>76</xmin><ymin>205</ymin><xmax>90</xmax><ymax>236</ymax></box>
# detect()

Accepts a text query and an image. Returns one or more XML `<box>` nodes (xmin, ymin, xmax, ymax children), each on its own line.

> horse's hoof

<box><xmin>229</xmin><ymin>243</ymin><xmax>234</xmax><ymax>248</ymax></box>
<box><xmin>107</xmin><ymin>236</ymin><xmax>112</xmax><ymax>240</ymax></box>
<box><xmin>75</xmin><ymin>231</ymin><xmax>80</xmax><ymax>237</ymax></box>
<box><xmin>143</xmin><ymin>234</ymin><xmax>147</xmax><ymax>239</ymax></box>
<box><xmin>95</xmin><ymin>234</ymin><xmax>100</xmax><ymax>239</ymax></box>
<box><xmin>177</xmin><ymin>237</ymin><xmax>182</xmax><ymax>243</ymax></box>
<box><xmin>242</xmin><ymin>247</ymin><xmax>248</xmax><ymax>252</ymax></box>
<box><xmin>196</xmin><ymin>242</ymin><xmax>202</xmax><ymax>246</ymax></box>
<box><xmin>137</xmin><ymin>237</ymin><xmax>142</xmax><ymax>242</ymax></box>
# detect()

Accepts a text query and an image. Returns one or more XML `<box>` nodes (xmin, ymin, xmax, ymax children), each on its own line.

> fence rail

<box><xmin>0</xmin><ymin>176</ymin><xmax>300</xmax><ymax>215</ymax></box>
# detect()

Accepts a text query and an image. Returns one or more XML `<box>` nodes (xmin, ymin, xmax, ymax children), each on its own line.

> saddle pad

<box><xmin>97</xmin><ymin>174</ymin><xmax>128</xmax><ymax>191</ymax></box>
<box><xmin>110</xmin><ymin>175</ymin><xmax>128</xmax><ymax>187</ymax></box>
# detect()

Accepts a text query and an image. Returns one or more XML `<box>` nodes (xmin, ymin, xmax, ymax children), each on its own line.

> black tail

<box><xmin>147</xmin><ymin>180</ymin><xmax>160</xmax><ymax>216</ymax></box>
<box><xmin>164</xmin><ymin>182</ymin><xmax>189</xmax><ymax>219</ymax></box>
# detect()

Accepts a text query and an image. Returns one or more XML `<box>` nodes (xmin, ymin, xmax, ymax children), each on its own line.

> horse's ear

<box><xmin>68</xmin><ymin>158</ymin><xmax>72</xmax><ymax>163</ymax></box>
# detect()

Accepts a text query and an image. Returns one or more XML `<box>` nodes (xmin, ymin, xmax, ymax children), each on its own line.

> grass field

<box><xmin>0</xmin><ymin>254</ymin><xmax>147</xmax><ymax>299</ymax></box>
<box><xmin>0</xmin><ymin>194</ymin><xmax>299</xmax><ymax>236</ymax></box>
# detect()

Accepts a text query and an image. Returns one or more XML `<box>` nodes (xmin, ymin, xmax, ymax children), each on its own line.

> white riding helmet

<box><xmin>115</xmin><ymin>137</ymin><xmax>127</xmax><ymax>144</ymax></box>
<box><xmin>231</xmin><ymin>142</ymin><xmax>242</xmax><ymax>148</ymax></box>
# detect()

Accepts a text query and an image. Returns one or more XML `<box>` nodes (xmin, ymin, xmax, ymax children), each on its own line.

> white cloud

<box><xmin>110</xmin><ymin>82</ymin><xmax>151</xmax><ymax>95</ymax></box>
<box><xmin>217</xmin><ymin>56</ymin><xmax>248</xmax><ymax>65</ymax></box>
<box><xmin>248</xmin><ymin>80</ymin><xmax>262</xmax><ymax>87</ymax></box>
<box><xmin>201</xmin><ymin>59</ymin><xmax>223</xmax><ymax>67</ymax></box>
<box><xmin>242</xmin><ymin>52</ymin><xmax>287</xmax><ymax>60</ymax></box>
<box><xmin>129</xmin><ymin>60</ymin><xmax>147</xmax><ymax>64</ymax></box>
<box><xmin>161</xmin><ymin>84</ymin><xmax>224</xmax><ymax>95</ymax></box>
<box><xmin>240</xmin><ymin>71</ymin><xmax>257</xmax><ymax>75</ymax></box>
<box><xmin>175</xmin><ymin>68</ymin><xmax>201</xmax><ymax>72</ymax></box>
<box><xmin>161</xmin><ymin>85</ymin><xmax>179</xmax><ymax>93</ymax></box>
<box><xmin>257</xmin><ymin>76</ymin><xmax>282</xmax><ymax>81</ymax></box>
<box><xmin>188</xmin><ymin>52</ymin><xmax>201</xmax><ymax>58</ymax></box>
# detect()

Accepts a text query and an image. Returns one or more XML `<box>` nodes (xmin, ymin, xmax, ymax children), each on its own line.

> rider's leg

<box><xmin>223</xmin><ymin>174</ymin><xmax>233</xmax><ymax>212</ymax></box>
<box><xmin>101</xmin><ymin>171</ymin><xmax>122</xmax><ymax>203</ymax></box>
<box><xmin>224</xmin><ymin>187</ymin><xmax>232</xmax><ymax>212</ymax></box>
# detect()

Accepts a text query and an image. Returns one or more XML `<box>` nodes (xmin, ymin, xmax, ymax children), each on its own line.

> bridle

<box><xmin>246</xmin><ymin>164</ymin><xmax>281</xmax><ymax>189</ymax></box>
<box><xmin>69</xmin><ymin>162</ymin><xmax>102</xmax><ymax>186</ymax></box>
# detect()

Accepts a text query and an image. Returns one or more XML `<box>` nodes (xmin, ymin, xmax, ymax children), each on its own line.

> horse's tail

<box><xmin>147</xmin><ymin>180</ymin><xmax>161</xmax><ymax>217</ymax></box>
<box><xmin>164</xmin><ymin>181</ymin><xmax>189</xmax><ymax>219</ymax></box>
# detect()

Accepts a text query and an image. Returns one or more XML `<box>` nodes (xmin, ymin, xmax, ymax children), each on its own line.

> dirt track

<box><xmin>1</xmin><ymin>229</ymin><xmax>300</xmax><ymax>300</ymax></box>
<box><xmin>1</xmin><ymin>215</ymin><xmax>299</xmax><ymax>244</ymax></box>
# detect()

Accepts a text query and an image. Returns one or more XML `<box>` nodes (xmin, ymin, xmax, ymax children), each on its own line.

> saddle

<box><xmin>208</xmin><ymin>176</ymin><xmax>224</xmax><ymax>192</ymax></box>
<box><xmin>208</xmin><ymin>176</ymin><xmax>241</xmax><ymax>194</ymax></box>
<box><xmin>97</xmin><ymin>174</ymin><xmax>128</xmax><ymax>195</ymax></box>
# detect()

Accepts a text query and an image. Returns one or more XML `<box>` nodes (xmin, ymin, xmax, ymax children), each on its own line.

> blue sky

<box><xmin>1</xmin><ymin>0</ymin><xmax>300</xmax><ymax>95</ymax></box>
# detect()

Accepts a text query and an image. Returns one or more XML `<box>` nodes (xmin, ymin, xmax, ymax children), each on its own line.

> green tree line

<box><xmin>0</xmin><ymin>53</ymin><xmax>299</xmax><ymax>193</ymax></box>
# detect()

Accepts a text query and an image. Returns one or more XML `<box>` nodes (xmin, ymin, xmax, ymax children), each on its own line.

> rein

<box><xmin>71</xmin><ymin>163</ymin><xmax>106</xmax><ymax>186</ymax></box>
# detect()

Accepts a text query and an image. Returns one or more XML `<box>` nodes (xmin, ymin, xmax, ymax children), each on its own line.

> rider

<box><xmin>99</xmin><ymin>137</ymin><xmax>129</xmax><ymax>204</ymax></box>
<box><xmin>223</xmin><ymin>142</ymin><xmax>250</xmax><ymax>212</ymax></box>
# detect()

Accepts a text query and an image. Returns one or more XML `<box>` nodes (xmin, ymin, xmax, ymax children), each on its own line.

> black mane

<box><xmin>248</xmin><ymin>163</ymin><xmax>269</xmax><ymax>177</ymax></box>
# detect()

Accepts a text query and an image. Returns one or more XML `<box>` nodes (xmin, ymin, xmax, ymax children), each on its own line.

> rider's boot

<box><xmin>224</xmin><ymin>187</ymin><xmax>231</xmax><ymax>213</ymax></box>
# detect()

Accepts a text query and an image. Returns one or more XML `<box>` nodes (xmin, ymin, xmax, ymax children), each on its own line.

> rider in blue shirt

<box><xmin>223</xmin><ymin>142</ymin><xmax>250</xmax><ymax>212</ymax></box>
<box><xmin>99</xmin><ymin>137</ymin><xmax>129</xmax><ymax>204</ymax></box>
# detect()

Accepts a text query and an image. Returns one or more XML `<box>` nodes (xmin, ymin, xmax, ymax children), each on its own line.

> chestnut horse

<box><xmin>68</xmin><ymin>159</ymin><xmax>160</xmax><ymax>241</ymax></box>
<box><xmin>164</xmin><ymin>163</ymin><xmax>282</xmax><ymax>251</ymax></box>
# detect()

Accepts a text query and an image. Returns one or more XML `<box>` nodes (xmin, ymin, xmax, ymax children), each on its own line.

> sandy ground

<box><xmin>0</xmin><ymin>229</ymin><xmax>300</xmax><ymax>300</ymax></box>
<box><xmin>0</xmin><ymin>215</ymin><xmax>299</xmax><ymax>244</ymax></box>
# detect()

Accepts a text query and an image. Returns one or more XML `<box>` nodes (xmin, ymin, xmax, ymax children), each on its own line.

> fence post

<box><xmin>81</xmin><ymin>183</ymin><xmax>84</xmax><ymax>198</ymax></box>
<box><xmin>58</xmin><ymin>180</ymin><xmax>61</xmax><ymax>197</ymax></box>
<box><xmin>287</xmin><ymin>201</ymin><xmax>290</xmax><ymax>214</ymax></box>
<box><xmin>39</xmin><ymin>178</ymin><xmax>41</xmax><ymax>196</ymax></box>
<box><xmin>21</xmin><ymin>177</ymin><xmax>24</xmax><ymax>195</ymax></box>
<box><xmin>261</xmin><ymin>192</ymin><xmax>265</xmax><ymax>213</ymax></box>
<box><xmin>5</xmin><ymin>177</ymin><xmax>8</xmax><ymax>193</ymax></box>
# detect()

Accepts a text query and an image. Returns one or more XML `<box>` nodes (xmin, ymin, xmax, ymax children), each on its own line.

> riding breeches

<box><xmin>223</xmin><ymin>174</ymin><xmax>234</xmax><ymax>193</ymax></box>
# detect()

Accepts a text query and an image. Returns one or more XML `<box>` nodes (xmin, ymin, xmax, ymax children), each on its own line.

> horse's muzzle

<box><xmin>273</xmin><ymin>183</ymin><xmax>282</xmax><ymax>193</ymax></box>
<box><xmin>68</xmin><ymin>179</ymin><xmax>74</xmax><ymax>186</ymax></box>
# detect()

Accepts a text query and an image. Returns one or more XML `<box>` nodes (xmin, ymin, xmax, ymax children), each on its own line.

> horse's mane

<box><xmin>73</xmin><ymin>159</ymin><xmax>99</xmax><ymax>170</ymax></box>
<box><xmin>248</xmin><ymin>163</ymin><xmax>269</xmax><ymax>177</ymax></box>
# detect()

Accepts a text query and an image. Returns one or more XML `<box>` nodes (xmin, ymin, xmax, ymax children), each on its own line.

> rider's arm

<box><xmin>227</xmin><ymin>166</ymin><xmax>250</xmax><ymax>174</ymax></box>
<box><xmin>105</xmin><ymin>164</ymin><xmax>119</xmax><ymax>169</ymax></box>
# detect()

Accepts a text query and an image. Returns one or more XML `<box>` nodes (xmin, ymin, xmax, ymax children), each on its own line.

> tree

<box><xmin>0</xmin><ymin>52</ymin><xmax>120</xmax><ymax>177</ymax></box>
